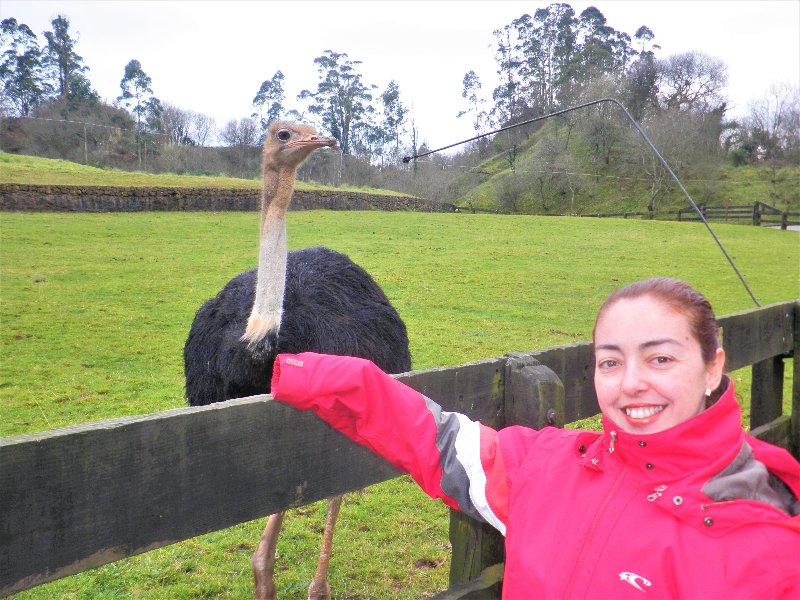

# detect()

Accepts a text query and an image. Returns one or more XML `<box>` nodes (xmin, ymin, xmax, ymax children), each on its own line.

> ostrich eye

<box><xmin>276</xmin><ymin>129</ymin><xmax>291</xmax><ymax>142</ymax></box>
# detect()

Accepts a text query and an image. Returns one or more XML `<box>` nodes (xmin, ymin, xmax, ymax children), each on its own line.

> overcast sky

<box><xmin>2</xmin><ymin>1</ymin><xmax>798</xmax><ymax>150</ymax></box>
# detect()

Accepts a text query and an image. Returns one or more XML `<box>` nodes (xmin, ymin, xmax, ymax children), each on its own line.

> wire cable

<box><xmin>404</xmin><ymin>98</ymin><xmax>761</xmax><ymax>306</ymax></box>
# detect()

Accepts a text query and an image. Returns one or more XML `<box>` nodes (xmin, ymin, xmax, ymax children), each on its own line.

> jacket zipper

<box><xmin>563</xmin><ymin>463</ymin><xmax>628</xmax><ymax>597</ymax></box>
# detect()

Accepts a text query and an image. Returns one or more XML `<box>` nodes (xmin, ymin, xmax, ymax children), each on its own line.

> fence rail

<box><xmin>676</xmin><ymin>201</ymin><xmax>800</xmax><ymax>229</ymax></box>
<box><xmin>579</xmin><ymin>201</ymin><xmax>799</xmax><ymax>228</ymax></box>
<box><xmin>1</xmin><ymin>301</ymin><xmax>797</xmax><ymax>598</ymax></box>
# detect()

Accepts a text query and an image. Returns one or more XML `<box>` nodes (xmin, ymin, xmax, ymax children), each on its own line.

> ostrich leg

<box><xmin>307</xmin><ymin>494</ymin><xmax>344</xmax><ymax>600</ymax></box>
<box><xmin>252</xmin><ymin>511</ymin><xmax>285</xmax><ymax>600</ymax></box>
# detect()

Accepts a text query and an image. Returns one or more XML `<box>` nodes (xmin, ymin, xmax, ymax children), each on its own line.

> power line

<box><xmin>8</xmin><ymin>114</ymin><xmax>175</xmax><ymax>139</ymax></box>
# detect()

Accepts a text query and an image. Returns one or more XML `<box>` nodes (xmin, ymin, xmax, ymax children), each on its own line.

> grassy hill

<box><xmin>450</xmin><ymin>121</ymin><xmax>800</xmax><ymax>215</ymax></box>
<box><xmin>0</xmin><ymin>151</ymin><xmax>410</xmax><ymax>196</ymax></box>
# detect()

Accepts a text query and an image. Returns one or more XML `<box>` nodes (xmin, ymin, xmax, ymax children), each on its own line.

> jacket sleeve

<box><xmin>270</xmin><ymin>352</ymin><xmax>509</xmax><ymax>535</ymax></box>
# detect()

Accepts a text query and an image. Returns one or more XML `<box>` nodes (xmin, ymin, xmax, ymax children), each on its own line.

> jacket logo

<box><xmin>620</xmin><ymin>571</ymin><xmax>652</xmax><ymax>593</ymax></box>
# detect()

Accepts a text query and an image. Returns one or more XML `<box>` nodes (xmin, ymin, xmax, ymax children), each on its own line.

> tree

<box><xmin>380</xmin><ymin>79</ymin><xmax>408</xmax><ymax>163</ymax></box>
<box><xmin>41</xmin><ymin>15</ymin><xmax>97</xmax><ymax>111</ymax></box>
<box><xmin>570</xmin><ymin>6</ymin><xmax>635</xmax><ymax>85</ymax></box>
<box><xmin>656</xmin><ymin>51</ymin><xmax>727</xmax><ymax>112</ymax></box>
<box><xmin>117</xmin><ymin>59</ymin><xmax>162</xmax><ymax>167</ymax></box>
<box><xmin>252</xmin><ymin>70</ymin><xmax>285</xmax><ymax>134</ymax></box>
<box><xmin>457</xmin><ymin>70</ymin><xmax>487</xmax><ymax>132</ymax></box>
<box><xmin>160</xmin><ymin>102</ymin><xmax>192</xmax><ymax>145</ymax></box>
<box><xmin>220</xmin><ymin>116</ymin><xmax>260</xmax><ymax>176</ymax></box>
<box><xmin>519</xmin><ymin>4</ymin><xmax>577</xmax><ymax>112</ymax></box>
<box><xmin>117</xmin><ymin>59</ymin><xmax>162</xmax><ymax>130</ymax></box>
<box><xmin>299</xmin><ymin>50</ymin><xmax>376</xmax><ymax>155</ymax></box>
<box><xmin>0</xmin><ymin>18</ymin><xmax>51</xmax><ymax>116</ymax></box>
<box><xmin>622</xmin><ymin>31</ymin><xmax>659</xmax><ymax>120</ymax></box>
<box><xmin>490</xmin><ymin>24</ymin><xmax>521</xmax><ymax>125</ymax></box>
<box><xmin>219</xmin><ymin>116</ymin><xmax>259</xmax><ymax>147</ymax></box>
<box><xmin>190</xmin><ymin>111</ymin><xmax>216</xmax><ymax>146</ymax></box>
<box><xmin>738</xmin><ymin>82</ymin><xmax>800</xmax><ymax>164</ymax></box>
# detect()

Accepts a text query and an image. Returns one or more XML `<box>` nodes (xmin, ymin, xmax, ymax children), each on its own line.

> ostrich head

<box><xmin>243</xmin><ymin>121</ymin><xmax>336</xmax><ymax>348</ymax></box>
<box><xmin>262</xmin><ymin>121</ymin><xmax>337</xmax><ymax>176</ymax></box>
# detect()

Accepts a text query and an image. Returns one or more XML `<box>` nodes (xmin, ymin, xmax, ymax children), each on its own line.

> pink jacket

<box><xmin>271</xmin><ymin>353</ymin><xmax>800</xmax><ymax>599</ymax></box>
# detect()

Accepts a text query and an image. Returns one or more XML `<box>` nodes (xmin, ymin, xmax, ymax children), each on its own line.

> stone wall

<box><xmin>0</xmin><ymin>184</ymin><xmax>455</xmax><ymax>213</ymax></box>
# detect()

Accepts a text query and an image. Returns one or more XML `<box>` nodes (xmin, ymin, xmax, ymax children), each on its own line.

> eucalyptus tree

<box><xmin>42</xmin><ymin>15</ymin><xmax>97</xmax><ymax>111</ymax></box>
<box><xmin>298</xmin><ymin>50</ymin><xmax>376</xmax><ymax>155</ymax></box>
<box><xmin>0</xmin><ymin>18</ymin><xmax>51</xmax><ymax>116</ymax></box>
<box><xmin>490</xmin><ymin>23</ymin><xmax>521</xmax><ymax>125</ymax></box>
<box><xmin>514</xmin><ymin>3</ymin><xmax>577</xmax><ymax>114</ymax></box>
<box><xmin>457</xmin><ymin>70</ymin><xmax>488</xmax><ymax>132</ymax></box>
<box><xmin>380</xmin><ymin>79</ymin><xmax>408</xmax><ymax>163</ymax></box>
<box><xmin>623</xmin><ymin>25</ymin><xmax>660</xmax><ymax>120</ymax></box>
<box><xmin>252</xmin><ymin>70</ymin><xmax>285</xmax><ymax>135</ymax></box>
<box><xmin>570</xmin><ymin>6</ymin><xmax>634</xmax><ymax>83</ymax></box>
<box><xmin>117</xmin><ymin>59</ymin><xmax>162</xmax><ymax>130</ymax></box>
<box><xmin>117</xmin><ymin>59</ymin><xmax>162</xmax><ymax>167</ymax></box>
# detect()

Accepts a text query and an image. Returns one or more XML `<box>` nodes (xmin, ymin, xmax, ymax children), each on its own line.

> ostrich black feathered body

<box><xmin>184</xmin><ymin>246</ymin><xmax>411</xmax><ymax>406</ymax></box>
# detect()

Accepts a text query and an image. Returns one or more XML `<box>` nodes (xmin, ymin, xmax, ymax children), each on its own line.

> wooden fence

<box><xmin>582</xmin><ymin>201</ymin><xmax>799</xmax><ymax>228</ymax></box>
<box><xmin>1</xmin><ymin>301</ymin><xmax>797</xmax><ymax>598</ymax></box>
<box><xmin>676</xmin><ymin>201</ymin><xmax>800</xmax><ymax>229</ymax></box>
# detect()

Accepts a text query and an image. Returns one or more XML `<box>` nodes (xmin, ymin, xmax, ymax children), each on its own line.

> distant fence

<box><xmin>582</xmin><ymin>201</ymin><xmax>799</xmax><ymax>229</ymax></box>
<box><xmin>2</xmin><ymin>301</ymin><xmax>797</xmax><ymax>598</ymax></box>
<box><xmin>677</xmin><ymin>201</ymin><xmax>800</xmax><ymax>229</ymax></box>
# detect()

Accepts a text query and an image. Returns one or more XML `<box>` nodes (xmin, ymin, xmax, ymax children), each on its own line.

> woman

<box><xmin>270</xmin><ymin>278</ymin><xmax>800</xmax><ymax>598</ymax></box>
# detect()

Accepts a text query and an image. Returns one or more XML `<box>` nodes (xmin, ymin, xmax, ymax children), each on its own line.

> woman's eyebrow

<box><xmin>594</xmin><ymin>338</ymin><xmax>683</xmax><ymax>352</ymax></box>
<box><xmin>640</xmin><ymin>338</ymin><xmax>682</xmax><ymax>350</ymax></box>
<box><xmin>594</xmin><ymin>343</ymin><xmax>621</xmax><ymax>352</ymax></box>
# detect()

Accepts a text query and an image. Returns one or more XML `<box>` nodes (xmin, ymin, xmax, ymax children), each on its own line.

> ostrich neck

<box><xmin>243</xmin><ymin>165</ymin><xmax>297</xmax><ymax>345</ymax></box>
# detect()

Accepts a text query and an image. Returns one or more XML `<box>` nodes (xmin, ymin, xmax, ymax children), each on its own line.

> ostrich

<box><xmin>184</xmin><ymin>121</ymin><xmax>412</xmax><ymax>600</ymax></box>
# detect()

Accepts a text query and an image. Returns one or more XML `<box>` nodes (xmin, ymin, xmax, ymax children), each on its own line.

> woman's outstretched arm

<box><xmin>270</xmin><ymin>352</ymin><xmax>509</xmax><ymax>535</ymax></box>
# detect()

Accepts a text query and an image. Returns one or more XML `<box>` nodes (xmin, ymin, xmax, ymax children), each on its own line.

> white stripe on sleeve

<box><xmin>452</xmin><ymin>412</ymin><xmax>507</xmax><ymax>536</ymax></box>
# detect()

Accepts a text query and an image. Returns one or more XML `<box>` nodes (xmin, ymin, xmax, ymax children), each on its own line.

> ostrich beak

<box><xmin>288</xmin><ymin>135</ymin><xmax>337</xmax><ymax>149</ymax></box>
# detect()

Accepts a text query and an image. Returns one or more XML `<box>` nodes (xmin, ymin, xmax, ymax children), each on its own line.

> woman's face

<box><xmin>593</xmin><ymin>295</ymin><xmax>725</xmax><ymax>435</ymax></box>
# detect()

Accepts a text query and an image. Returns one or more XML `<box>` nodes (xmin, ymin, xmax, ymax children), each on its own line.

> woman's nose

<box><xmin>620</xmin><ymin>362</ymin><xmax>648</xmax><ymax>395</ymax></box>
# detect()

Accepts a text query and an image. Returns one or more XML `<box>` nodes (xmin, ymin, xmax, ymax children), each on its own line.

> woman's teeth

<box><xmin>625</xmin><ymin>405</ymin><xmax>665</xmax><ymax>419</ymax></box>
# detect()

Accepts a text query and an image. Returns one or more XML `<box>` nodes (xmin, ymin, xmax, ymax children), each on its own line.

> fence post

<box><xmin>793</xmin><ymin>304</ymin><xmax>800</xmax><ymax>458</ymax></box>
<box><xmin>753</xmin><ymin>202</ymin><xmax>761</xmax><ymax>226</ymax></box>
<box><xmin>751</xmin><ymin>357</ymin><xmax>785</xmax><ymax>429</ymax></box>
<box><xmin>441</xmin><ymin>354</ymin><xmax>565</xmax><ymax>599</ymax></box>
<box><xmin>782</xmin><ymin>211</ymin><xmax>788</xmax><ymax>230</ymax></box>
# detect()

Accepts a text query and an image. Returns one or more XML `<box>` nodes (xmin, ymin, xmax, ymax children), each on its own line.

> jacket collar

<box><xmin>588</xmin><ymin>378</ymin><xmax>745</xmax><ymax>483</ymax></box>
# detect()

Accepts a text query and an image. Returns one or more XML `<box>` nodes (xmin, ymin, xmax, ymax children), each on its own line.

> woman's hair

<box><xmin>593</xmin><ymin>278</ymin><xmax>720</xmax><ymax>364</ymax></box>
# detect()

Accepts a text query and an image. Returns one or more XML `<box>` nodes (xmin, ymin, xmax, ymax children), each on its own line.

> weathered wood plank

<box><xmin>793</xmin><ymin>305</ymin><xmax>800</xmax><ymax>458</ymax></box>
<box><xmin>0</xmin><ymin>362</ymin><xmax>501</xmax><ymax>596</ymax></box>
<box><xmin>432</xmin><ymin>562</ymin><xmax>503</xmax><ymax>600</ymax></box>
<box><xmin>751</xmin><ymin>357</ymin><xmax>785</xmax><ymax>429</ymax></box>
<box><xmin>0</xmin><ymin>397</ymin><xmax>399</xmax><ymax>596</ymax></box>
<box><xmin>751</xmin><ymin>415</ymin><xmax>792</xmax><ymax>450</ymax></box>
<box><xmin>525</xmin><ymin>342</ymin><xmax>597</xmax><ymax>423</ymax></box>
<box><xmin>402</xmin><ymin>358</ymin><xmax>505</xmax><ymax>426</ymax></box>
<box><xmin>718</xmin><ymin>301</ymin><xmax>794</xmax><ymax>372</ymax></box>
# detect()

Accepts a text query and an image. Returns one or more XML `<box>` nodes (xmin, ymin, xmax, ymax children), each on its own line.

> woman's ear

<box><xmin>706</xmin><ymin>347</ymin><xmax>726</xmax><ymax>391</ymax></box>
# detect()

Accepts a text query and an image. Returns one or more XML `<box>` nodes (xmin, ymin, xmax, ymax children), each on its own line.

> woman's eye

<box><xmin>277</xmin><ymin>130</ymin><xmax>291</xmax><ymax>141</ymax></box>
<box><xmin>598</xmin><ymin>359</ymin><xmax>618</xmax><ymax>370</ymax></box>
<box><xmin>651</xmin><ymin>356</ymin><xmax>673</xmax><ymax>366</ymax></box>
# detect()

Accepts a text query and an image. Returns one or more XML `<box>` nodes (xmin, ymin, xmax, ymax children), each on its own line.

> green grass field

<box><xmin>2</xmin><ymin>209</ymin><xmax>798</xmax><ymax>598</ymax></box>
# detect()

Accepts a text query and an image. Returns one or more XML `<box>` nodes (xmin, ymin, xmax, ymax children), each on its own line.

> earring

<box><xmin>705</xmin><ymin>388</ymin><xmax>712</xmax><ymax>397</ymax></box>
